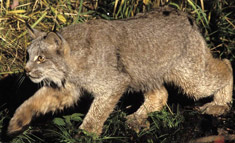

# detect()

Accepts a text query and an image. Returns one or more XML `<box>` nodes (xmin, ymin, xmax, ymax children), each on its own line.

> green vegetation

<box><xmin>0</xmin><ymin>0</ymin><xmax>234</xmax><ymax>142</ymax></box>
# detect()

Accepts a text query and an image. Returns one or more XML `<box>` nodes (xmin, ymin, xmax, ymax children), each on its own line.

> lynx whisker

<box><xmin>16</xmin><ymin>74</ymin><xmax>25</xmax><ymax>89</ymax></box>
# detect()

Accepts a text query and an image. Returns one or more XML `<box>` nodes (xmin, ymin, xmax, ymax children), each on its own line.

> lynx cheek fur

<box><xmin>8</xmin><ymin>7</ymin><xmax>233</xmax><ymax>135</ymax></box>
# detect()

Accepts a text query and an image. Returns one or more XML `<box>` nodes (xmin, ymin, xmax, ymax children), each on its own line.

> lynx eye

<box><xmin>37</xmin><ymin>56</ymin><xmax>45</xmax><ymax>63</ymax></box>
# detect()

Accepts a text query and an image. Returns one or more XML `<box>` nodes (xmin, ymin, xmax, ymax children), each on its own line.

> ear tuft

<box><xmin>45</xmin><ymin>32</ymin><xmax>70</xmax><ymax>56</ymax></box>
<box><xmin>26</xmin><ymin>23</ymin><xmax>45</xmax><ymax>39</ymax></box>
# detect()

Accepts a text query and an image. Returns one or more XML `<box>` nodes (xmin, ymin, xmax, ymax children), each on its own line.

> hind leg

<box><xmin>199</xmin><ymin>59</ymin><xmax>233</xmax><ymax>115</ymax></box>
<box><xmin>126</xmin><ymin>85</ymin><xmax>168</xmax><ymax>132</ymax></box>
<box><xmin>166</xmin><ymin>58</ymin><xmax>233</xmax><ymax>116</ymax></box>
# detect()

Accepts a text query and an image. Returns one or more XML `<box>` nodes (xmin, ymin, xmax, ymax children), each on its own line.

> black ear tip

<box><xmin>52</xmin><ymin>24</ymin><xmax>57</xmax><ymax>32</ymax></box>
<box><xmin>25</xmin><ymin>22</ymin><xmax>34</xmax><ymax>33</ymax></box>
<box><xmin>25</xmin><ymin>21</ymin><xmax>29</xmax><ymax>26</ymax></box>
<box><xmin>25</xmin><ymin>22</ymin><xmax>30</xmax><ymax>28</ymax></box>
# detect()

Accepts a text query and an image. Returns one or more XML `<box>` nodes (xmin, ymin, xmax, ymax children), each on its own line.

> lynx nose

<box><xmin>24</xmin><ymin>66</ymin><xmax>31</xmax><ymax>75</ymax></box>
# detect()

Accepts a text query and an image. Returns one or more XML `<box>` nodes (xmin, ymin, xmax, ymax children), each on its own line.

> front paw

<box><xmin>79</xmin><ymin>121</ymin><xmax>103</xmax><ymax>136</ymax></box>
<box><xmin>126</xmin><ymin>114</ymin><xmax>150</xmax><ymax>133</ymax></box>
<box><xmin>8</xmin><ymin>111</ymin><xmax>33</xmax><ymax>135</ymax></box>
<box><xmin>199</xmin><ymin>103</ymin><xmax>230</xmax><ymax>116</ymax></box>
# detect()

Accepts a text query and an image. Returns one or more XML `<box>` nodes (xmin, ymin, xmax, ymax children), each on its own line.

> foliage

<box><xmin>49</xmin><ymin>113</ymin><xmax>83</xmax><ymax>143</ymax></box>
<box><xmin>11</xmin><ymin>127</ymin><xmax>44</xmax><ymax>143</ymax></box>
<box><xmin>35</xmin><ymin>108</ymin><xmax>184</xmax><ymax>143</ymax></box>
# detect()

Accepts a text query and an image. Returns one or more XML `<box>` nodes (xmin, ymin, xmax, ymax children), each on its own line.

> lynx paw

<box><xmin>199</xmin><ymin>103</ymin><xmax>230</xmax><ymax>116</ymax></box>
<box><xmin>126</xmin><ymin>114</ymin><xmax>150</xmax><ymax>133</ymax></box>
<box><xmin>8</xmin><ymin>111</ymin><xmax>33</xmax><ymax>134</ymax></box>
<box><xmin>79</xmin><ymin>122</ymin><xmax>103</xmax><ymax>136</ymax></box>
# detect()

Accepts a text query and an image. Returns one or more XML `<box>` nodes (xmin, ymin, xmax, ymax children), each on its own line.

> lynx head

<box><xmin>25</xmin><ymin>27</ymin><xmax>70</xmax><ymax>88</ymax></box>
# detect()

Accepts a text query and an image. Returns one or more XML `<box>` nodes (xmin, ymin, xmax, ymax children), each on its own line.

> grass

<box><xmin>11</xmin><ymin>107</ymin><xmax>184</xmax><ymax>143</ymax></box>
<box><xmin>0</xmin><ymin>0</ymin><xmax>234</xmax><ymax>142</ymax></box>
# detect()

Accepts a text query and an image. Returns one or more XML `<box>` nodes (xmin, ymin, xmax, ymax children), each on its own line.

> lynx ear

<box><xmin>26</xmin><ymin>23</ymin><xmax>45</xmax><ymax>39</ymax></box>
<box><xmin>45</xmin><ymin>32</ymin><xmax>62</xmax><ymax>46</ymax></box>
<box><xmin>45</xmin><ymin>32</ymin><xmax>70</xmax><ymax>56</ymax></box>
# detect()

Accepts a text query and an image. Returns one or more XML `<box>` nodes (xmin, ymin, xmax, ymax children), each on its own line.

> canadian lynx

<box><xmin>8</xmin><ymin>7</ymin><xmax>233</xmax><ymax>135</ymax></box>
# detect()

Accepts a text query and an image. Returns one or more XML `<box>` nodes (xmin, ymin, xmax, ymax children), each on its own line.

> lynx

<box><xmin>8</xmin><ymin>7</ymin><xmax>233</xmax><ymax>135</ymax></box>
